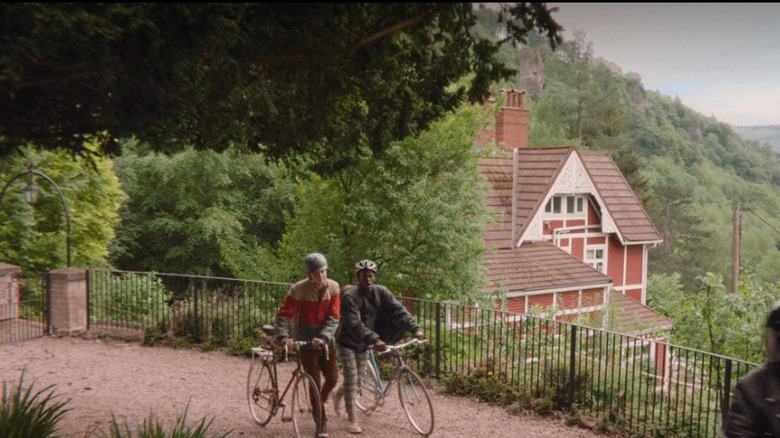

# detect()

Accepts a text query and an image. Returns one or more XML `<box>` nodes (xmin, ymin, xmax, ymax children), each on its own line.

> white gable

<box><xmin>518</xmin><ymin>152</ymin><xmax>616</xmax><ymax>245</ymax></box>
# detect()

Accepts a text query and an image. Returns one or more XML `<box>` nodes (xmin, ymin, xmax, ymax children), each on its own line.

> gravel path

<box><xmin>0</xmin><ymin>335</ymin><xmax>605</xmax><ymax>437</ymax></box>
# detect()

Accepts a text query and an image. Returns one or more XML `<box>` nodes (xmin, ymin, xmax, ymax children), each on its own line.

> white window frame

<box><xmin>545</xmin><ymin>195</ymin><xmax>587</xmax><ymax>218</ymax></box>
<box><xmin>585</xmin><ymin>244</ymin><xmax>607</xmax><ymax>273</ymax></box>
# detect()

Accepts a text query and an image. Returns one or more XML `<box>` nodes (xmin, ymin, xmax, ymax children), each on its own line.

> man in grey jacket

<box><xmin>723</xmin><ymin>300</ymin><xmax>780</xmax><ymax>437</ymax></box>
<box><xmin>335</xmin><ymin>259</ymin><xmax>423</xmax><ymax>434</ymax></box>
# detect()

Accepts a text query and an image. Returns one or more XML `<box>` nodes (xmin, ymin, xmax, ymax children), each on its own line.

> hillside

<box><xmin>474</xmin><ymin>6</ymin><xmax>780</xmax><ymax>292</ymax></box>
<box><xmin>732</xmin><ymin>125</ymin><xmax>780</xmax><ymax>153</ymax></box>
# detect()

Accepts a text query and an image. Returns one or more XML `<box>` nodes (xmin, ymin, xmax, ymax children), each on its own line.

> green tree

<box><xmin>648</xmin><ymin>271</ymin><xmax>779</xmax><ymax>363</ymax></box>
<box><xmin>0</xmin><ymin>3</ymin><xmax>561</xmax><ymax>172</ymax></box>
<box><xmin>0</xmin><ymin>146</ymin><xmax>125</xmax><ymax>272</ymax></box>
<box><xmin>111</xmin><ymin>144</ymin><xmax>294</xmax><ymax>279</ymax></box>
<box><xmin>276</xmin><ymin>103</ymin><xmax>494</xmax><ymax>301</ymax></box>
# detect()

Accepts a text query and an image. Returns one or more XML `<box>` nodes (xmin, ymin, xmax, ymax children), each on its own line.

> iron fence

<box><xmin>402</xmin><ymin>297</ymin><xmax>757</xmax><ymax>437</ymax></box>
<box><xmin>0</xmin><ymin>271</ymin><xmax>49</xmax><ymax>344</ymax></box>
<box><xmin>86</xmin><ymin>270</ymin><xmax>757</xmax><ymax>436</ymax></box>
<box><xmin>88</xmin><ymin>269</ymin><xmax>290</xmax><ymax>343</ymax></box>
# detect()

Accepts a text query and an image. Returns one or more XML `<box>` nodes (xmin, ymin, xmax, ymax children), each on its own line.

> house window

<box><xmin>585</xmin><ymin>246</ymin><xmax>606</xmax><ymax>273</ymax></box>
<box><xmin>545</xmin><ymin>196</ymin><xmax>562</xmax><ymax>213</ymax></box>
<box><xmin>546</xmin><ymin>195</ymin><xmax>585</xmax><ymax>216</ymax></box>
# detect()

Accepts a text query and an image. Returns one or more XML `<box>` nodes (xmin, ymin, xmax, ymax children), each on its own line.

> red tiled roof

<box><xmin>606</xmin><ymin>291</ymin><xmax>674</xmax><ymax>335</ymax></box>
<box><xmin>513</xmin><ymin>148</ymin><xmax>573</xmax><ymax>242</ymax></box>
<box><xmin>483</xmin><ymin>241</ymin><xmax>612</xmax><ymax>293</ymax></box>
<box><xmin>479</xmin><ymin>156</ymin><xmax>514</xmax><ymax>250</ymax></box>
<box><xmin>578</xmin><ymin>151</ymin><xmax>662</xmax><ymax>243</ymax></box>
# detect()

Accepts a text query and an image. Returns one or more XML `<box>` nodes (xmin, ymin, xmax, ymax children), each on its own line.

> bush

<box><xmin>0</xmin><ymin>370</ymin><xmax>71</xmax><ymax>438</ymax></box>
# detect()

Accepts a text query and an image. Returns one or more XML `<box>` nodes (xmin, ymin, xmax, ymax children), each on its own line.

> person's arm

<box><xmin>274</xmin><ymin>291</ymin><xmax>300</xmax><ymax>344</ymax></box>
<box><xmin>380</xmin><ymin>288</ymin><xmax>421</xmax><ymax>337</ymax></box>
<box><xmin>318</xmin><ymin>282</ymin><xmax>340</xmax><ymax>343</ymax></box>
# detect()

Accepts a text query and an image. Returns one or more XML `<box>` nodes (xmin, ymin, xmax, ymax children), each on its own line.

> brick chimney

<box><xmin>475</xmin><ymin>89</ymin><xmax>530</xmax><ymax>150</ymax></box>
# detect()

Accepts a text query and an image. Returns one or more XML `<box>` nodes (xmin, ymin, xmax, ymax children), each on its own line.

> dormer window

<box><xmin>545</xmin><ymin>195</ymin><xmax>586</xmax><ymax>216</ymax></box>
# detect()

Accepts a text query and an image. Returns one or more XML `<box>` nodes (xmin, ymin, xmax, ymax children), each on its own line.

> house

<box><xmin>477</xmin><ymin>90</ymin><xmax>672</xmax><ymax>337</ymax></box>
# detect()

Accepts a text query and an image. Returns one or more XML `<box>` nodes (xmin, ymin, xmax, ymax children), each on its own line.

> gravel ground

<box><xmin>0</xmin><ymin>335</ymin><xmax>607</xmax><ymax>438</ymax></box>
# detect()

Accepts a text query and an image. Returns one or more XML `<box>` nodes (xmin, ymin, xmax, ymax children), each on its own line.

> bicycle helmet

<box><xmin>304</xmin><ymin>252</ymin><xmax>328</xmax><ymax>273</ymax></box>
<box><xmin>354</xmin><ymin>259</ymin><xmax>377</xmax><ymax>273</ymax></box>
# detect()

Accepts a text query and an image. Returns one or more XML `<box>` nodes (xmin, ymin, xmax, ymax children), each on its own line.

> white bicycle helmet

<box><xmin>354</xmin><ymin>259</ymin><xmax>377</xmax><ymax>273</ymax></box>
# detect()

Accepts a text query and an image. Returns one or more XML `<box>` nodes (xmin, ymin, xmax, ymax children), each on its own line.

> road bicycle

<box><xmin>247</xmin><ymin>324</ymin><xmax>326</xmax><ymax>438</ymax></box>
<box><xmin>351</xmin><ymin>338</ymin><xmax>435</xmax><ymax>436</ymax></box>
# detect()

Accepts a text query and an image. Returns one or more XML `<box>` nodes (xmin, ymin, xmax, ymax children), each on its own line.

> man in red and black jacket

<box><xmin>275</xmin><ymin>252</ymin><xmax>340</xmax><ymax>438</ymax></box>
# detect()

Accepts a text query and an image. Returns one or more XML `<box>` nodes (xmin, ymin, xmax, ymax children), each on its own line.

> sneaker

<box><xmin>317</xmin><ymin>425</ymin><xmax>329</xmax><ymax>438</ymax></box>
<box><xmin>347</xmin><ymin>418</ymin><xmax>363</xmax><ymax>434</ymax></box>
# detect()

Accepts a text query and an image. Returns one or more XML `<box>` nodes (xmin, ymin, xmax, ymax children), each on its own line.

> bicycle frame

<box><xmin>248</xmin><ymin>325</ymin><xmax>328</xmax><ymax>438</ymax></box>
<box><xmin>370</xmin><ymin>338</ymin><xmax>426</xmax><ymax>399</ymax></box>
<box><xmin>259</xmin><ymin>349</ymin><xmax>305</xmax><ymax>420</ymax></box>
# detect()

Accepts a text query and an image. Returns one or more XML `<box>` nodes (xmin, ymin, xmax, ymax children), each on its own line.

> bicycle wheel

<box><xmin>247</xmin><ymin>359</ymin><xmax>275</xmax><ymax>426</ymax></box>
<box><xmin>291</xmin><ymin>371</ymin><xmax>322</xmax><ymax>438</ymax></box>
<box><xmin>397</xmin><ymin>368</ymin><xmax>434</xmax><ymax>436</ymax></box>
<box><xmin>355</xmin><ymin>356</ymin><xmax>380</xmax><ymax>413</ymax></box>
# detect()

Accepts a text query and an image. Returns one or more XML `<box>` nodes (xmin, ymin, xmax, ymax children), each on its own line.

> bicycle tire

<box><xmin>291</xmin><ymin>371</ymin><xmax>322</xmax><ymax>438</ymax></box>
<box><xmin>247</xmin><ymin>359</ymin><xmax>275</xmax><ymax>426</ymax></box>
<box><xmin>355</xmin><ymin>356</ymin><xmax>381</xmax><ymax>413</ymax></box>
<box><xmin>397</xmin><ymin>367</ymin><xmax>434</xmax><ymax>436</ymax></box>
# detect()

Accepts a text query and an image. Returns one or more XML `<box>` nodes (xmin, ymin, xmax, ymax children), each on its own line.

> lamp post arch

<box><xmin>0</xmin><ymin>162</ymin><xmax>72</xmax><ymax>267</ymax></box>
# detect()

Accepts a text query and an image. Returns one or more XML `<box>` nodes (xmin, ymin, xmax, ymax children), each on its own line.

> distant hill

<box><xmin>732</xmin><ymin>125</ymin><xmax>780</xmax><ymax>153</ymax></box>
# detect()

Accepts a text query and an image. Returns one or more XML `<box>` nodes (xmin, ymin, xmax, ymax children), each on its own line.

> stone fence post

<box><xmin>49</xmin><ymin>267</ymin><xmax>88</xmax><ymax>336</ymax></box>
<box><xmin>0</xmin><ymin>263</ymin><xmax>21</xmax><ymax>321</ymax></box>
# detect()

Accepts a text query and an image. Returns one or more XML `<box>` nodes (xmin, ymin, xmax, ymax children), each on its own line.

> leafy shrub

<box><xmin>97</xmin><ymin>402</ymin><xmax>230</xmax><ymax>438</ymax></box>
<box><xmin>439</xmin><ymin>358</ymin><xmax>528</xmax><ymax>407</ymax></box>
<box><xmin>0</xmin><ymin>370</ymin><xmax>71</xmax><ymax>438</ymax></box>
<box><xmin>224</xmin><ymin>336</ymin><xmax>254</xmax><ymax>357</ymax></box>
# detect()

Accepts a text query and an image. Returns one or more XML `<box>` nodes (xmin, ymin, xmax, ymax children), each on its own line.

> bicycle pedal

<box><xmin>282</xmin><ymin>416</ymin><xmax>293</xmax><ymax>423</ymax></box>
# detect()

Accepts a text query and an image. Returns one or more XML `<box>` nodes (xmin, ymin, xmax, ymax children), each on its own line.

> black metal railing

<box><xmin>400</xmin><ymin>297</ymin><xmax>756</xmax><ymax>437</ymax></box>
<box><xmin>0</xmin><ymin>271</ymin><xmax>49</xmax><ymax>344</ymax></box>
<box><xmin>87</xmin><ymin>269</ymin><xmax>757</xmax><ymax>436</ymax></box>
<box><xmin>88</xmin><ymin>269</ymin><xmax>290</xmax><ymax>343</ymax></box>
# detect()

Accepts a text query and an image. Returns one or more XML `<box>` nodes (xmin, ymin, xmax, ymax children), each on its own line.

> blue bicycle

<box><xmin>351</xmin><ymin>338</ymin><xmax>434</xmax><ymax>436</ymax></box>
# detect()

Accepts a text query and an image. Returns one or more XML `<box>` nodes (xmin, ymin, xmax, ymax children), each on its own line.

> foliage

<box><xmin>439</xmin><ymin>359</ymin><xmax>528</xmax><ymax>407</ymax></box>
<box><xmin>648</xmin><ymin>271</ymin><xmax>778</xmax><ymax>362</ymax></box>
<box><xmin>0</xmin><ymin>145</ymin><xmax>125</xmax><ymax>272</ymax></box>
<box><xmin>111</xmin><ymin>143</ymin><xmax>293</xmax><ymax>279</ymax></box>
<box><xmin>89</xmin><ymin>271</ymin><xmax>170</xmax><ymax>327</ymax></box>
<box><xmin>0</xmin><ymin>3</ymin><xmax>561</xmax><ymax>175</ymax></box>
<box><xmin>276</xmin><ymin>103</ymin><xmax>495</xmax><ymax>300</ymax></box>
<box><xmin>0</xmin><ymin>370</ymin><xmax>71</xmax><ymax>438</ymax></box>
<box><xmin>98</xmin><ymin>402</ymin><xmax>229</xmax><ymax>438</ymax></box>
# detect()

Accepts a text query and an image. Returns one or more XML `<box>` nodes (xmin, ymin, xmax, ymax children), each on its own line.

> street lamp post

<box><xmin>0</xmin><ymin>162</ymin><xmax>72</xmax><ymax>267</ymax></box>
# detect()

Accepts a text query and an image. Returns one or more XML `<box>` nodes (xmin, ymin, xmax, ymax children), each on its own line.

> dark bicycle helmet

<box><xmin>304</xmin><ymin>252</ymin><xmax>328</xmax><ymax>273</ymax></box>
<box><xmin>354</xmin><ymin>259</ymin><xmax>377</xmax><ymax>273</ymax></box>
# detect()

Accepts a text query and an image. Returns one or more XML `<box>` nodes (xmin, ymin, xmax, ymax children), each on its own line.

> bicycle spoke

<box><xmin>247</xmin><ymin>359</ymin><xmax>275</xmax><ymax>426</ymax></box>
<box><xmin>398</xmin><ymin>368</ymin><xmax>434</xmax><ymax>436</ymax></box>
<box><xmin>291</xmin><ymin>372</ymin><xmax>322</xmax><ymax>438</ymax></box>
<box><xmin>356</xmin><ymin>356</ymin><xmax>381</xmax><ymax>413</ymax></box>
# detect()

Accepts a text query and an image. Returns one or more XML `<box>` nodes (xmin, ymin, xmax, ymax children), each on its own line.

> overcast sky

<box><xmin>548</xmin><ymin>3</ymin><xmax>780</xmax><ymax>126</ymax></box>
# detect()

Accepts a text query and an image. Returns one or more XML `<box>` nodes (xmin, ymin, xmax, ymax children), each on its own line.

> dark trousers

<box><xmin>300</xmin><ymin>341</ymin><xmax>339</xmax><ymax>426</ymax></box>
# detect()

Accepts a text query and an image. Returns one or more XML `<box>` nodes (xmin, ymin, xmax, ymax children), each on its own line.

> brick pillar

<box><xmin>49</xmin><ymin>267</ymin><xmax>88</xmax><ymax>336</ymax></box>
<box><xmin>0</xmin><ymin>263</ymin><xmax>22</xmax><ymax>321</ymax></box>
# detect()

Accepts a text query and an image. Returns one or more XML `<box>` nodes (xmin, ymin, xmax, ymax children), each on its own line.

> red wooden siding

<box><xmin>529</xmin><ymin>294</ymin><xmax>554</xmax><ymax>309</ymax></box>
<box><xmin>607</xmin><ymin>236</ymin><xmax>624</xmax><ymax>287</ymax></box>
<box><xmin>625</xmin><ymin>244</ymin><xmax>644</xmax><ymax>284</ymax></box>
